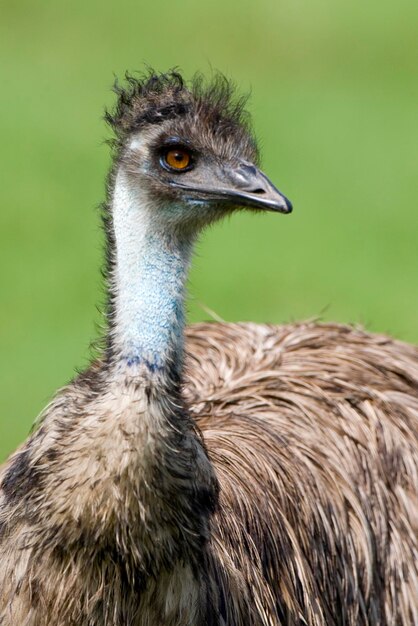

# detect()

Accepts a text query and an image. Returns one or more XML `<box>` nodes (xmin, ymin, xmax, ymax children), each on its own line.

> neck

<box><xmin>108</xmin><ymin>168</ymin><xmax>194</xmax><ymax>375</ymax></box>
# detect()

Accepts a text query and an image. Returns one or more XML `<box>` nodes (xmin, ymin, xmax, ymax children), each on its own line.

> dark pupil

<box><xmin>174</xmin><ymin>152</ymin><xmax>184</xmax><ymax>161</ymax></box>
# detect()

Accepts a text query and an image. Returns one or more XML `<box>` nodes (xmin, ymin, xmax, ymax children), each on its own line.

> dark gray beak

<box><xmin>170</xmin><ymin>160</ymin><xmax>292</xmax><ymax>214</ymax></box>
<box><xmin>219</xmin><ymin>161</ymin><xmax>293</xmax><ymax>214</ymax></box>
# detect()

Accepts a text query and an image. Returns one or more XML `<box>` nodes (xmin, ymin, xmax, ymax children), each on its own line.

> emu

<box><xmin>0</xmin><ymin>70</ymin><xmax>417</xmax><ymax>626</ymax></box>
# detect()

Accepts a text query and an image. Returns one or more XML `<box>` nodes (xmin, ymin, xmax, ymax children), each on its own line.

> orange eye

<box><xmin>164</xmin><ymin>148</ymin><xmax>191</xmax><ymax>170</ymax></box>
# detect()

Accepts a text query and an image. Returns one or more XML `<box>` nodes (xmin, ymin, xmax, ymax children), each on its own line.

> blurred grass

<box><xmin>0</xmin><ymin>0</ymin><xmax>417</xmax><ymax>460</ymax></box>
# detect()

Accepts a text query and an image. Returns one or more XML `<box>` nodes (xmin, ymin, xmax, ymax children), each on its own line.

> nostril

<box><xmin>240</xmin><ymin>163</ymin><xmax>258</xmax><ymax>177</ymax></box>
<box><xmin>251</xmin><ymin>188</ymin><xmax>266</xmax><ymax>194</ymax></box>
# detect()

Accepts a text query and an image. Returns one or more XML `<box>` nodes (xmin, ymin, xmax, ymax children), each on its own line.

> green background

<box><xmin>1</xmin><ymin>0</ymin><xmax>417</xmax><ymax>461</ymax></box>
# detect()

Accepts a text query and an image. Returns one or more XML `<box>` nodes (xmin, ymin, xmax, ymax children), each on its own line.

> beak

<box><xmin>172</xmin><ymin>161</ymin><xmax>292</xmax><ymax>214</ymax></box>
<box><xmin>216</xmin><ymin>161</ymin><xmax>293</xmax><ymax>214</ymax></box>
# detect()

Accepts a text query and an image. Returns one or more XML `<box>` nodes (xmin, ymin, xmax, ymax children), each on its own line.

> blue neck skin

<box><xmin>111</xmin><ymin>169</ymin><xmax>194</xmax><ymax>375</ymax></box>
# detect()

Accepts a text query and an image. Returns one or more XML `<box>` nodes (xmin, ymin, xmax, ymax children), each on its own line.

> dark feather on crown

<box><xmin>105</xmin><ymin>68</ymin><xmax>259</xmax><ymax>162</ymax></box>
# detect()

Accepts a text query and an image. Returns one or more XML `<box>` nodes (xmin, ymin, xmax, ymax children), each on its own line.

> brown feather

<box><xmin>186</xmin><ymin>321</ymin><xmax>418</xmax><ymax>625</ymax></box>
<box><xmin>1</xmin><ymin>321</ymin><xmax>417</xmax><ymax>625</ymax></box>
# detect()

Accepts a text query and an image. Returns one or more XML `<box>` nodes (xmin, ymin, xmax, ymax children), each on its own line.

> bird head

<box><xmin>106</xmin><ymin>70</ymin><xmax>292</xmax><ymax>234</ymax></box>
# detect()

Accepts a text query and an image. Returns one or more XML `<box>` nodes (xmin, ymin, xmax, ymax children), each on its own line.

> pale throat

<box><xmin>111</xmin><ymin>168</ymin><xmax>194</xmax><ymax>372</ymax></box>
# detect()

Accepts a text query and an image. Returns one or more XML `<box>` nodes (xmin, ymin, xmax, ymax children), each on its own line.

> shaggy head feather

<box><xmin>105</xmin><ymin>69</ymin><xmax>259</xmax><ymax>164</ymax></box>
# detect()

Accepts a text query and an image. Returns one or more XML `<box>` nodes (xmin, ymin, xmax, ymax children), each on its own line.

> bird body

<box><xmin>0</xmin><ymin>71</ymin><xmax>417</xmax><ymax>625</ymax></box>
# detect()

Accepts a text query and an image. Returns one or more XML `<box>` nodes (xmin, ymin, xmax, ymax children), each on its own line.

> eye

<box><xmin>162</xmin><ymin>147</ymin><xmax>192</xmax><ymax>171</ymax></box>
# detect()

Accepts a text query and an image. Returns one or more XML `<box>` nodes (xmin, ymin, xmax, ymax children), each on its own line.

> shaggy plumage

<box><xmin>105</xmin><ymin>70</ymin><xmax>258</xmax><ymax>162</ymax></box>
<box><xmin>0</xmin><ymin>70</ymin><xmax>417</xmax><ymax>626</ymax></box>
<box><xmin>188</xmin><ymin>322</ymin><xmax>418</xmax><ymax>625</ymax></box>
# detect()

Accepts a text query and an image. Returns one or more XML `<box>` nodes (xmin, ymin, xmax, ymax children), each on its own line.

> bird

<box><xmin>0</xmin><ymin>69</ymin><xmax>417</xmax><ymax>626</ymax></box>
